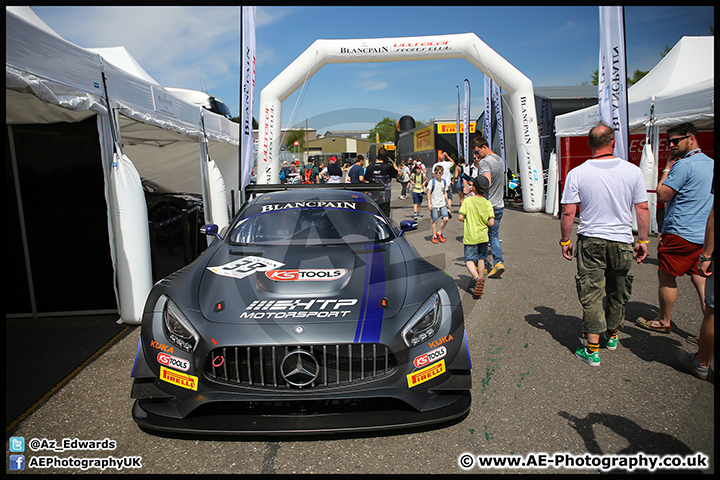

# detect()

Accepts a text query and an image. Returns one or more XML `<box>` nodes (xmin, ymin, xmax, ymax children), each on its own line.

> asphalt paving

<box><xmin>6</xmin><ymin>183</ymin><xmax>714</xmax><ymax>474</ymax></box>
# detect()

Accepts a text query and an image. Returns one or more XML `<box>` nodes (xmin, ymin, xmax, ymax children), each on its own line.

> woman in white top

<box><xmin>398</xmin><ymin>160</ymin><xmax>411</xmax><ymax>199</ymax></box>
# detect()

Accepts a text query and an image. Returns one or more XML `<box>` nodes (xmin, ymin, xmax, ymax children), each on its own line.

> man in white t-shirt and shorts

<box><xmin>560</xmin><ymin>122</ymin><xmax>650</xmax><ymax>367</ymax></box>
<box><xmin>433</xmin><ymin>150</ymin><xmax>456</xmax><ymax>217</ymax></box>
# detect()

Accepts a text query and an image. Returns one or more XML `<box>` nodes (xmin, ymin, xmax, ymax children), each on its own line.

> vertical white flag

<box><xmin>492</xmin><ymin>80</ymin><xmax>506</xmax><ymax>171</ymax></box>
<box><xmin>598</xmin><ymin>6</ymin><xmax>629</xmax><ymax>160</ymax></box>
<box><xmin>456</xmin><ymin>86</ymin><xmax>463</xmax><ymax>161</ymax></box>
<box><xmin>463</xmin><ymin>79</ymin><xmax>470</xmax><ymax>166</ymax></box>
<box><xmin>241</xmin><ymin>6</ymin><xmax>256</xmax><ymax>192</ymax></box>
<box><xmin>483</xmin><ymin>75</ymin><xmax>492</xmax><ymax>142</ymax></box>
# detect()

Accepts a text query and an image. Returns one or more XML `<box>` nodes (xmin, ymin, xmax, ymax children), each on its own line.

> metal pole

<box><xmin>8</xmin><ymin>125</ymin><xmax>38</xmax><ymax>318</ymax></box>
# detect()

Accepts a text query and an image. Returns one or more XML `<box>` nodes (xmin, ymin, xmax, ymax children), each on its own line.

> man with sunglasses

<box><xmin>637</xmin><ymin>123</ymin><xmax>714</xmax><ymax>334</ymax></box>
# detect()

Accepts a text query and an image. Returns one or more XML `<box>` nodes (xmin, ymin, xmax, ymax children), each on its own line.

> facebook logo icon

<box><xmin>9</xmin><ymin>454</ymin><xmax>25</xmax><ymax>470</ymax></box>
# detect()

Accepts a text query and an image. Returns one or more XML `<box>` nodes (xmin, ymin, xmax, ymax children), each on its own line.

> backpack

<box><xmin>302</xmin><ymin>165</ymin><xmax>313</xmax><ymax>184</ymax></box>
<box><xmin>279</xmin><ymin>168</ymin><xmax>287</xmax><ymax>181</ymax></box>
<box><xmin>431</xmin><ymin>178</ymin><xmax>446</xmax><ymax>192</ymax></box>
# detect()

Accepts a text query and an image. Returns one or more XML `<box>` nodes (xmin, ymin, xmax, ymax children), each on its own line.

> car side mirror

<box><xmin>200</xmin><ymin>224</ymin><xmax>222</xmax><ymax>241</ymax></box>
<box><xmin>398</xmin><ymin>220</ymin><xmax>418</xmax><ymax>237</ymax></box>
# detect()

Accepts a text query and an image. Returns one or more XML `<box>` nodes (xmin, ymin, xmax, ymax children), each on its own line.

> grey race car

<box><xmin>131</xmin><ymin>184</ymin><xmax>471</xmax><ymax>435</ymax></box>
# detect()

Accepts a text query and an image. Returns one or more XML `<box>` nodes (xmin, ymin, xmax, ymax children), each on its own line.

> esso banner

<box><xmin>157</xmin><ymin>352</ymin><xmax>190</xmax><ymax>372</ymax></box>
<box><xmin>413</xmin><ymin>346</ymin><xmax>447</xmax><ymax>368</ymax></box>
<box><xmin>265</xmin><ymin>269</ymin><xmax>348</xmax><ymax>281</ymax></box>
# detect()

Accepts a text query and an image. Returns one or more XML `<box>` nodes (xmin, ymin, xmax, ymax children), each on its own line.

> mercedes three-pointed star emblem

<box><xmin>280</xmin><ymin>350</ymin><xmax>319</xmax><ymax>387</ymax></box>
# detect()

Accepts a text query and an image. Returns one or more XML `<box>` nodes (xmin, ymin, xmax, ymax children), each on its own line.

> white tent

<box><xmin>6</xmin><ymin>6</ymin><xmax>239</xmax><ymax>322</ymax></box>
<box><xmin>555</xmin><ymin>36</ymin><xmax>714</xmax><ymax>137</ymax></box>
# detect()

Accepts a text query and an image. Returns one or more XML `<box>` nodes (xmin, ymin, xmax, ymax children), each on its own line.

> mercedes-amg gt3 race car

<box><xmin>131</xmin><ymin>184</ymin><xmax>471</xmax><ymax>435</ymax></box>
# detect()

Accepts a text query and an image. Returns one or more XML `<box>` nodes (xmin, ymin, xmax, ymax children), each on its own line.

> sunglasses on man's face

<box><xmin>666</xmin><ymin>135</ymin><xmax>691</xmax><ymax>147</ymax></box>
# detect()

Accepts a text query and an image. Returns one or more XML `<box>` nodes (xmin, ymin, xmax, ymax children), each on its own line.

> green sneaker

<box><xmin>603</xmin><ymin>332</ymin><xmax>618</xmax><ymax>350</ymax></box>
<box><xmin>574</xmin><ymin>347</ymin><xmax>601</xmax><ymax>367</ymax></box>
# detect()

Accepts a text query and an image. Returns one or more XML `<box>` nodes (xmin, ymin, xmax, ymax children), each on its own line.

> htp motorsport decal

<box><xmin>240</xmin><ymin>298</ymin><xmax>358</xmax><ymax>320</ymax></box>
<box><xmin>208</xmin><ymin>256</ymin><xmax>284</xmax><ymax>280</ymax></box>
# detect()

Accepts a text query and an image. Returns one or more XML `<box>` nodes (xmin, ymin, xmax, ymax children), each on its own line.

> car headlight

<box><xmin>163</xmin><ymin>297</ymin><xmax>200</xmax><ymax>353</ymax></box>
<box><xmin>402</xmin><ymin>291</ymin><xmax>441</xmax><ymax>348</ymax></box>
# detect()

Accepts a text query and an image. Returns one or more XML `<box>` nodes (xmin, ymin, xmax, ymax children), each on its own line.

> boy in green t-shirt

<box><xmin>458</xmin><ymin>175</ymin><xmax>495</xmax><ymax>299</ymax></box>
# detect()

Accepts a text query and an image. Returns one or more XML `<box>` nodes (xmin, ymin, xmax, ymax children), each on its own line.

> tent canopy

<box><xmin>555</xmin><ymin>36</ymin><xmax>714</xmax><ymax>137</ymax></box>
<box><xmin>6</xmin><ymin>6</ymin><xmax>239</xmax><ymax>196</ymax></box>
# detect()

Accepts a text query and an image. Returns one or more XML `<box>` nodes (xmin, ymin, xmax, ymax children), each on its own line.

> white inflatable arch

<box><xmin>258</xmin><ymin>33</ymin><xmax>544</xmax><ymax>212</ymax></box>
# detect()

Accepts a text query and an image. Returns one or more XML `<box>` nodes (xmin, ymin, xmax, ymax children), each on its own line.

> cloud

<box><xmin>360</xmin><ymin>81</ymin><xmax>389</xmax><ymax>91</ymax></box>
<box><xmin>255</xmin><ymin>6</ymin><xmax>295</xmax><ymax>28</ymax></box>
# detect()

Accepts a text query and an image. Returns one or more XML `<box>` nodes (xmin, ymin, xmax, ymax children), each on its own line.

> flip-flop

<box><xmin>636</xmin><ymin>317</ymin><xmax>671</xmax><ymax>333</ymax></box>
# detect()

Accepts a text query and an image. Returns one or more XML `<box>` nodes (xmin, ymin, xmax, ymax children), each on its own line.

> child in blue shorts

<box><xmin>458</xmin><ymin>175</ymin><xmax>495</xmax><ymax>298</ymax></box>
<box><xmin>409</xmin><ymin>163</ymin><xmax>427</xmax><ymax>220</ymax></box>
<box><xmin>427</xmin><ymin>165</ymin><xmax>450</xmax><ymax>243</ymax></box>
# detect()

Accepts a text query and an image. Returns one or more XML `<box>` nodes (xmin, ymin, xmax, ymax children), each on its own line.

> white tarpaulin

<box><xmin>6</xmin><ymin>6</ymin><xmax>239</xmax><ymax>321</ymax></box>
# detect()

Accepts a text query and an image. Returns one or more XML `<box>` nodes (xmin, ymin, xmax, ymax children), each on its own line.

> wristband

<box><xmin>699</xmin><ymin>254</ymin><xmax>713</xmax><ymax>262</ymax></box>
<box><xmin>637</xmin><ymin>240</ymin><xmax>650</xmax><ymax>244</ymax></box>
<box><xmin>559</xmin><ymin>240</ymin><xmax>571</xmax><ymax>246</ymax></box>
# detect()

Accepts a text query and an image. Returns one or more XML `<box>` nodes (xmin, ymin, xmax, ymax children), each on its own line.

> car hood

<box><xmin>198</xmin><ymin>242</ymin><xmax>408</xmax><ymax>325</ymax></box>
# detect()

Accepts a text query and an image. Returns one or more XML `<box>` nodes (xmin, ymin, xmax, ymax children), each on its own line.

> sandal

<box><xmin>636</xmin><ymin>317</ymin><xmax>671</xmax><ymax>334</ymax></box>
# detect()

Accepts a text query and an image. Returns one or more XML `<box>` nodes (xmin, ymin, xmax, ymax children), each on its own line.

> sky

<box><xmin>31</xmin><ymin>6</ymin><xmax>714</xmax><ymax>133</ymax></box>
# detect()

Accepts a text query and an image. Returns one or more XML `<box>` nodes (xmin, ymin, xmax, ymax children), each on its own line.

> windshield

<box><xmin>228</xmin><ymin>206</ymin><xmax>393</xmax><ymax>246</ymax></box>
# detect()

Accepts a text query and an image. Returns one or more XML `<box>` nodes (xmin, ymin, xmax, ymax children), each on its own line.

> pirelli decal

<box><xmin>160</xmin><ymin>366</ymin><xmax>198</xmax><ymax>391</ymax></box>
<box><xmin>407</xmin><ymin>359</ymin><xmax>446</xmax><ymax>388</ymax></box>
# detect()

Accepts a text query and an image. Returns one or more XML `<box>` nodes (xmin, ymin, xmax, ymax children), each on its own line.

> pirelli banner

<box><xmin>258</xmin><ymin>33</ymin><xmax>544</xmax><ymax>212</ymax></box>
<box><xmin>414</xmin><ymin>125</ymin><xmax>435</xmax><ymax>152</ymax></box>
<box><xmin>436</xmin><ymin>122</ymin><xmax>476</xmax><ymax>135</ymax></box>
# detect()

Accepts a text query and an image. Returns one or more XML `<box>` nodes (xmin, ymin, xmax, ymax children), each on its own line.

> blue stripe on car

<box><xmin>354</xmin><ymin>249</ymin><xmax>385</xmax><ymax>343</ymax></box>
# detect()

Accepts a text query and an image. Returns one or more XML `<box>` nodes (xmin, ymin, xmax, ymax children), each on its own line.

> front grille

<box><xmin>204</xmin><ymin>344</ymin><xmax>397</xmax><ymax>389</ymax></box>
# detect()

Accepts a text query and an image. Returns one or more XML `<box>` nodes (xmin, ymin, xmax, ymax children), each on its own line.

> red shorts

<box><xmin>657</xmin><ymin>233</ymin><xmax>703</xmax><ymax>276</ymax></box>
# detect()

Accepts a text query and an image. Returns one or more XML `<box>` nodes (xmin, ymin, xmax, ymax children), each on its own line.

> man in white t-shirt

<box><xmin>560</xmin><ymin>122</ymin><xmax>650</xmax><ymax>368</ymax></box>
<box><xmin>432</xmin><ymin>151</ymin><xmax>456</xmax><ymax>217</ymax></box>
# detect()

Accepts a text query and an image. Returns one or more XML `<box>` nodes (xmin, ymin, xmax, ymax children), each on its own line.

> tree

<box><xmin>284</xmin><ymin>129</ymin><xmax>305</xmax><ymax>151</ymax></box>
<box><xmin>628</xmin><ymin>69</ymin><xmax>649</xmax><ymax>85</ymax></box>
<box><xmin>369</xmin><ymin>117</ymin><xmax>397</xmax><ymax>143</ymax></box>
<box><xmin>582</xmin><ymin>68</ymin><xmax>648</xmax><ymax>86</ymax></box>
<box><xmin>581</xmin><ymin>70</ymin><xmax>599</xmax><ymax>86</ymax></box>
<box><xmin>229</xmin><ymin>116</ymin><xmax>258</xmax><ymax>129</ymax></box>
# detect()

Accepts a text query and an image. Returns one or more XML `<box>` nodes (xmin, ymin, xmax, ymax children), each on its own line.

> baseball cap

<box><xmin>473</xmin><ymin>175</ymin><xmax>490</xmax><ymax>194</ymax></box>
